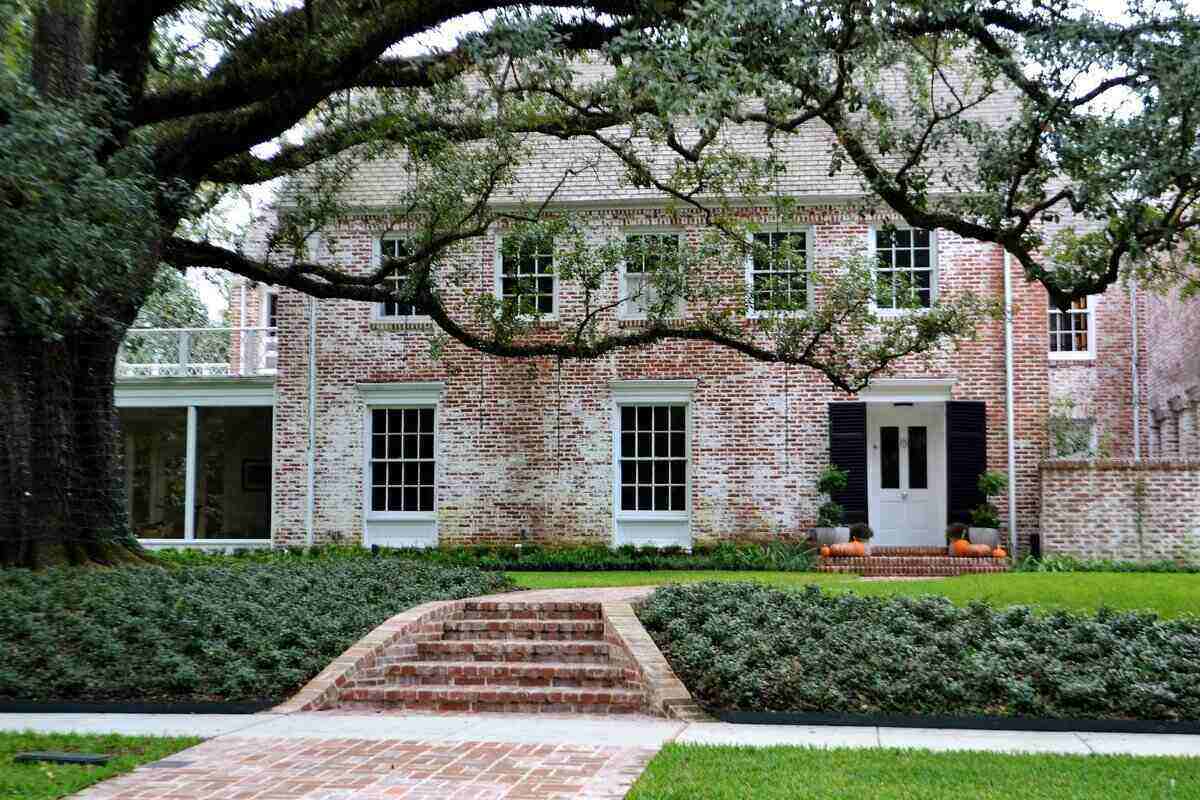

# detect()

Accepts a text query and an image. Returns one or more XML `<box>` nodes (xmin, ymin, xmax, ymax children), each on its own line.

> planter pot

<box><xmin>815</xmin><ymin>526</ymin><xmax>850</xmax><ymax>546</ymax></box>
<box><xmin>969</xmin><ymin>527</ymin><xmax>1000</xmax><ymax>548</ymax></box>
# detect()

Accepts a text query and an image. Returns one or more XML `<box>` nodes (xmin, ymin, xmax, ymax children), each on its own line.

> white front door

<box><xmin>867</xmin><ymin>403</ymin><xmax>946</xmax><ymax>546</ymax></box>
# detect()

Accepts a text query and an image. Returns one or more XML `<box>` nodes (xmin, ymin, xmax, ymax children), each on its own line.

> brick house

<box><xmin>113</xmin><ymin>100</ymin><xmax>1200</xmax><ymax>558</ymax></box>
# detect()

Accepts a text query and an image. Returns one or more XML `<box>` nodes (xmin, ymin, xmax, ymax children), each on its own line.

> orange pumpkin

<box><xmin>849</xmin><ymin>541</ymin><xmax>865</xmax><ymax>557</ymax></box>
<box><xmin>951</xmin><ymin>538</ymin><xmax>972</xmax><ymax>557</ymax></box>
<box><xmin>820</xmin><ymin>545</ymin><xmax>831</xmax><ymax>558</ymax></box>
<box><xmin>970</xmin><ymin>543</ymin><xmax>993</xmax><ymax>558</ymax></box>
<box><xmin>992</xmin><ymin>546</ymin><xmax>1007</xmax><ymax>559</ymax></box>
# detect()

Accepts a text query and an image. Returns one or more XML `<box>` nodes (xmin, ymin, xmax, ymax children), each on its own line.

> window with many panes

<box><xmin>749</xmin><ymin>231</ymin><xmax>809</xmax><ymax>313</ymax></box>
<box><xmin>623</xmin><ymin>233</ymin><xmax>681</xmax><ymax>318</ymax></box>
<box><xmin>378</xmin><ymin>238</ymin><xmax>420</xmax><ymax>318</ymax></box>
<box><xmin>1048</xmin><ymin>296</ymin><xmax>1094</xmax><ymax>356</ymax></box>
<box><xmin>369</xmin><ymin>408</ymin><xmax>435</xmax><ymax>512</ymax></box>
<box><xmin>618</xmin><ymin>404</ymin><xmax>687</xmax><ymax>512</ymax></box>
<box><xmin>499</xmin><ymin>235</ymin><xmax>555</xmax><ymax>315</ymax></box>
<box><xmin>874</xmin><ymin>228</ymin><xmax>934</xmax><ymax>309</ymax></box>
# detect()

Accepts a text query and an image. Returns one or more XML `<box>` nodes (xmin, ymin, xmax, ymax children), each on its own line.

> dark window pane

<box><xmin>914</xmin><ymin>229</ymin><xmax>930</xmax><ymax>247</ymax></box>
<box><xmin>372</xmin><ymin>487</ymin><xmax>386</xmax><ymax>511</ymax></box>
<box><xmin>388</xmin><ymin>463</ymin><xmax>404</xmax><ymax>486</ymax></box>
<box><xmin>895</xmin><ymin>229</ymin><xmax>911</xmax><ymax>247</ymax></box>
<box><xmin>372</xmin><ymin>435</ymin><xmax>387</xmax><ymax>459</ymax></box>
<box><xmin>419</xmin><ymin>408</ymin><xmax>434</xmax><ymax>431</ymax></box>
<box><xmin>403</xmin><ymin>462</ymin><xmax>418</xmax><ymax>485</ymax></box>
<box><xmin>621</xmin><ymin>486</ymin><xmax>637</xmax><ymax>511</ymax></box>
<box><xmin>537</xmin><ymin>295</ymin><xmax>554</xmax><ymax>314</ymax></box>
<box><xmin>637</xmin><ymin>406</ymin><xmax>652</xmax><ymax>428</ymax></box>
<box><xmin>372</xmin><ymin>409</ymin><xmax>387</xmax><ymax>432</ymax></box>
<box><xmin>419</xmin><ymin>462</ymin><xmax>434</xmax><ymax>485</ymax></box>
<box><xmin>621</xmin><ymin>460</ymin><xmax>636</xmax><ymax>484</ymax></box>
<box><xmin>670</xmin><ymin>486</ymin><xmax>686</xmax><ymax>511</ymax></box>
<box><xmin>419</xmin><ymin>487</ymin><xmax>434</xmax><ymax>511</ymax></box>
<box><xmin>670</xmin><ymin>406</ymin><xmax>685</xmax><ymax>430</ymax></box>
<box><xmin>403</xmin><ymin>435</ymin><xmax>417</xmax><ymax>459</ymax></box>
<box><xmin>654</xmin><ymin>486</ymin><xmax>670</xmax><ymax>510</ymax></box>
<box><xmin>670</xmin><ymin>460</ymin><xmax>685</xmax><ymax>484</ymax></box>
<box><xmin>419</xmin><ymin>433</ymin><xmax>434</xmax><ymax>460</ymax></box>
<box><xmin>372</xmin><ymin>462</ymin><xmax>387</xmax><ymax>486</ymax></box>
<box><xmin>387</xmin><ymin>410</ymin><xmax>403</xmax><ymax>431</ymax></box>
<box><xmin>876</xmin><ymin>229</ymin><xmax>893</xmax><ymax>248</ymax></box>
<box><xmin>402</xmin><ymin>409</ymin><xmax>418</xmax><ymax>431</ymax></box>
<box><xmin>881</xmin><ymin>426</ymin><xmax>900</xmax><ymax>489</ymax></box>
<box><xmin>638</xmin><ymin>486</ymin><xmax>653</xmax><ymax>510</ymax></box>
<box><xmin>895</xmin><ymin>249</ymin><xmax>911</xmax><ymax>269</ymax></box>
<box><xmin>622</xmin><ymin>406</ymin><xmax>636</xmax><ymax>431</ymax></box>
<box><xmin>654</xmin><ymin>432</ymin><xmax>668</xmax><ymax>457</ymax></box>
<box><xmin>654</xmin><ymin>461</ymin><xmax>670</xmax><ymax>484</ymax></box>
<box><xmin>909</xmin><ymin>426</ymin><xmax>928</xmax><ymax>490</ymax></box>
<box><xmin>621</xmin><ymin>432</ymin><xmax>636</xmax><ymax>457</ymax></box>
<box><xmin>638</xmin><ymin>461</ymin><xmax>652</xmax><ymax>483</ymax></box>
<box><xmin>654</xmin><ymin>406</ymin><xmax>668</xmax><ymax>429</ymax></box>
<box><xmin>403</xmin><ymin>487</ymin><xmax>419</xmax><ymax>511</ymax></box>
<box><xmin>914</xmin><ymin>270</ymin><xmax>930</xmax><ymax>289</ymax></box>
<box><xmin>671</xmin><ymin>432</ymin><xmax>686</xmax><ymax>457</ymax></box>
<box><xmin>387</xmin><ymin>487</ymin><xmax>403</xmax><ymax>511</ymax></box>
<box><xmin>388</xmin><ymin>434</ymin><xmax>404</xmax><ymax>459</ymax></box>
<box><xmin>914</xmin><ymin>249</ymin><xmax>930</xmax><ymax>269</ymax></box>
<box><xmin>637</xmin><ymin>432</ymin><xmax>652</xmax><ymax>457</ymax></box>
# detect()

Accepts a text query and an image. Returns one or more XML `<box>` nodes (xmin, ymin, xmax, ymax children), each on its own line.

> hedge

<box><xmin>1014</xmin><ymin>555</ymin><xmax>1200</xmax><ymax>574</ymax></box>
<box><xmin>638</xmin><ymin>582</ymin><xmax>1200</xmax><ymax>721</ymax></box>
<box><xmin>0</xmin><ymin>560</ymin><xmax>511</xmax><ymax>703</ymax></box>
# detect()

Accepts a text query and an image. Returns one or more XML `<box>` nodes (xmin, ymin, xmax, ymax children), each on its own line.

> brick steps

<box><xmin>353</xmin><ymin>660</ymin><xmax>630</xmax><ymax>689</ymax></box>
<box><xmin>817</xmin><ymin>553</ymin><xmax>1010</xmax><ymax>577</ymax></box>
<box><xmin>340</xmin><ymin>684</ymin><xmax>645</xmax><ymax>714</ymax></box>
<box><xmin>337</xmin><ymin>600</ymin><xmax>648</xmax><ymax>714</ymax></box>
<box><xmin>440</xmin><ymin>618</ymin><xmax>605</xmax><ymax>641</ymax></box>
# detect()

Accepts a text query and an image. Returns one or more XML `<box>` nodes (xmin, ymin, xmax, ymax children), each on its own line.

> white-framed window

<box><xmin>374</xmin><ymin>237</ymin><xmax>426</xmax><ymax>320</ymax></box>
<box><xmin>746</xmin><ymin>229</ymin><xmax>812</xmax><ymax>315</ymax></box>
<box><xmin>621</xmin><ymin>232</ymin><xmax>682</xmax><ymax>319</ymax></box>
<box><xmin>871</xmin><ymin>227</ymin><xmax>936</xmax><ymax>311</ymax></box>
<box><xmin>261</xmin><ymin>286</ymin><xmax>279</xmax><ymax>329</ymax></box>
<box><xmin>497</xmin><ymin>233</ymin><xmax>556</xmax><ymax>316</ymax></box>
<box><xmin>617</xmin><ymin>403</ymin><xmax>688</xmax><ymax>512</ymax></box>
<box><xmin>368</xmin><ymin>406</ymin><xmax>436</xmax><ymax>513</ymax></box>
<box><xmin>1048</xmin><ymin>295</ymin><xmax>1096</xmax><ymax>358</ymax></box>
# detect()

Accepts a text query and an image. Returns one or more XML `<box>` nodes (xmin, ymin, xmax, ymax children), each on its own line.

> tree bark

<box><xmin>31</xmin><ymin>0</ymin><xmax>86</xmax><ymax>100</ymax></box>
<box><xmin>0</xmin><ymin>314</ymin><xmax>145</xmax><ymax>568</ymax></box>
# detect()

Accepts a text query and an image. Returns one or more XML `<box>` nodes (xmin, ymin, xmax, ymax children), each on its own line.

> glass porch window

<box><xmin>119</xmin><ymin>408</ymin><xmax>188</xmax><ymax>539</ymax></box>
<box><xmin>194</xmin><ymin>407</ymin><xmax>273</xmax><ymax>539</ymax></box>
<box><xmin>619</xmin><ymin>404</ymin><xmax>687</xmax><ymax>512</ymax></box>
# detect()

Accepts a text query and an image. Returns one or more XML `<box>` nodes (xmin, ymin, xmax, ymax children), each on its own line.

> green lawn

<box><xmin>627</xmin><ymin>744</ymin><xmax>1200</xmax><ymax>799</ymax></box>
<box><xmin>510</xmin><ymin>570</ymin><xmax>1200</xmax><ymax>617</ymax></box>
<box><xmin>0</xmin><ymin>732</ymin><xmax>200</xmax><ymax>800</ymax></box>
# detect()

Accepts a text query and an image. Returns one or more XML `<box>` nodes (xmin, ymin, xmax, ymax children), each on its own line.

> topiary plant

<box><xmin>970</xmin><ymin>470</ymin><xmax>1008</xmax><ymax>528</ymax></box>
<box><xmin>946</xmin><ymin>522</ymin><xmax>969</xmax><ymax>543</ymax></box>
<box><xmin>815</xmin><ymin>465</ymin><xmax>849</xmax><ymax>528</ymax></box>
<box><xmin>849</xmin><ymin>522</ymin><xmax>873</xmax><ymax>542</ymax></box>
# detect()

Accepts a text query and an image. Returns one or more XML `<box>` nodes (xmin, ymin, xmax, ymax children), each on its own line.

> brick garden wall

<box><xmin>1040</xmin><ymin>460</ymin><xmax>1200</xmax><ymax>561</ymax></box>
<box><xmin>1145</xmin><ymin>287</ymin><xmax>1200</xmax><ymax>459</ymax></box>
<box><xmin>264</xmin><ymin>206</ymin><xmax>1052</xmax><ymax>551</ymax></box>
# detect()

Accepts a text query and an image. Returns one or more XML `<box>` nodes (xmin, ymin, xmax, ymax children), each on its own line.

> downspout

<box><xmin>306</xmin><ymin>294</ymin><xmax>317</xmax><ymax>547</ymax></box>
<box><xmin>1130</xmin><ymin>277</ymin><xmax>1141</xmax><ymax>461</ymax></box>
<box><xmin>238</xmin><ymin>283</ymin><xmax>247</xmax><ymax>372</ymax></box>
<box><xmin>1003</xmin><ymin>250</ymin><xmax>1019</xmax><ymax>557</ymax></box>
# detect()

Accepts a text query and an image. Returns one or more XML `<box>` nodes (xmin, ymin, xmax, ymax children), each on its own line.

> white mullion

<box><xmin>184</xmin><ymin>405</ymin><xmax>197</xmax><ymax>540</ymax></box>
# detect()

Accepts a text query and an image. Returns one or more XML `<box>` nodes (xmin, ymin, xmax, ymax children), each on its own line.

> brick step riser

<box><xmin>415</xmin><ymin>642</ymin><xmax>612</xmax><ymax>665</ymax></box>
<box><xmin>340</xmin><ymin>687</ymin><xmax>643</xmax><ymax>709</ymax></box>
<box><xmin>862</xmin><ymin>568</ymin><xmax>1010</xmax><ymax>577</ymax></box>
<box><xmin>443</xmin><ymin>619</ymin><xmax>605</xmax><ymax>635</ymax></box>
<box><xmin>440</xmin><ymin>630</ymin><xmax>604</xmax><ymax>642</ymax></box>
<box><xmin>338</xmin><ymin>700</ymin><xmax>645</xmax><ymax>715</ymax></box>
<box><xmin>351</xmin><ymin>675</ymin><xmax>629</xmax><ymax>689</ymax></box>
<box><xmin>451</xmin><ymin>610</ymin><xmax>603</xmax><ymax>621</ymax></box>
<box><xmin>819</xmin><ymin>558</ymin><xmax>1008</xmax><ymax>566</ymax></box>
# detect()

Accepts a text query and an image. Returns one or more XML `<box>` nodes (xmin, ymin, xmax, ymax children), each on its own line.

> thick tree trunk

<box><xmin>0</xmin><ymin>314</ymin><xmax>145</xmax><ymax>567</ymax></box>
<box><xmin>31</xmin><ymin>0</ymin><xmax>86</xmax><ymax>99</ymax></box>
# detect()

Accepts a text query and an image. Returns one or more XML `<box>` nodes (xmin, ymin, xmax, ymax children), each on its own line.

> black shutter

<box><xmin>827</xmin><ymin>402</ymin><xmax>868</xmax><ymax>525</ymax></box>
<box><xmin>946</xmin><ymin>401</ymin><xmax>987</xmax><ymax>525</ymax></box>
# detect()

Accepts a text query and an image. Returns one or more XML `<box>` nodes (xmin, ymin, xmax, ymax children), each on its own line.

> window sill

<box><xmin>617</xmin><ymin>318</ymin><xmax>689</xmax><ymax>329</ymax></box>
<box><xmin>370</xmin><ymin>319</ymin><xmax>434</xmax><ymax>332</ymax></box>
<box><xmin>366</xmin><ymin>511</ymin><xmax>438</xmax><ymax>521</ymax></box>
<box><xmin>614</xmin><ymin>511</ymin><xmax>689</xmax><ymax>522</ymax></box>
<box><xmin>1049</xmin><ymin>352</ymin><xmax>1096</xmax><ymax>363</ymax></box>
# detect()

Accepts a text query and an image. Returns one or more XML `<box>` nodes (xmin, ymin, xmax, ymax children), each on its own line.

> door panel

<box><xmin>867</xmin><ymin>405</ymin><xmax>946</xmax><ymax>546</ymax></box>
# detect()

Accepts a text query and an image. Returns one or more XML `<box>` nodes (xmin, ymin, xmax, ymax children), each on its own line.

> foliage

<box><xmin>1047</xmin><ymin>397</ymin><xmax>1111</xmax><ymax>459</ymax></box>
<box><xmin>814</xmin><ymin>465</ymin><xmax>848</xmax><ymax>527</ymax></box>
<box><xmin>0</xmin><ymin>68</ymin><xmax>160</xmax><ymax>338</ymax></box>
<box><xmin>849</xmin><ymin>522</ymin><xmax>873</xmax><ymax>542</ymax></box>
<box><xmin>1014</xmin><ymin>555</ymin><xmax>1200</xmax><ymax>575</ymax></box>
<box><xmin>0</xmin><ymin>731</ymin><xmax>199</xmax><ymax>800</ymax></box>
<box><xmin>638</xmin><ymin>582</ymin><xmax>1200</xmax><ymax>720</ymax></box>
<box><xmin>154</xmin><ymin>540</ymin><xmax>818</xmax><ymax>573</ymax></box>
<box><xmin>0</xmin><ymin>560</ymin><xmax>511</xmax><ymax>702</ymax></box>
<box><xmin>971</xmin><ymin>470</ymin><xmax>1008</xmax><ymax>528</ymax></box>
<box><xmin>628</xmin><ymin>744</ymin><xmax>1200</xmax><ymax>800</ymax></box>
<box><xmin>946</xmin><ymin>522</ymin><xmax>969</xmax><ymax>542</ymax></box>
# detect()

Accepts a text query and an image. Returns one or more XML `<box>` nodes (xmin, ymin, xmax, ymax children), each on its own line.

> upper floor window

<box><xmin>748</xmin><ymin>230</ymin><xmax>810</xmax><ymax>314</ymax></box>
<box><xmin>378</xmin><ymin>237</ymin><xmax>421</xmax><ymax>319</ymax></box>
<box><xmin>499</xmin><ymin>234</ymin><xmax>555</xmax><ymax>315</ymax></box>
<box><xmin>1049</xmin><ymin>295</ymin><xmax>1095</xmax><ymax>357</ymax></box>
<box><xmin>261</xmin><ymin>287</ymin><xmax>279</xmax><ymax>329</ymax></box>
<box><xmin>622</xmin><ymin>233</ymin><xmax>682</xmax><ymax>319</ymax></box>
<box><xmin>873</xmin><ymin>227</ymin><xmax>934</xmax><ymax>310</ymax></box>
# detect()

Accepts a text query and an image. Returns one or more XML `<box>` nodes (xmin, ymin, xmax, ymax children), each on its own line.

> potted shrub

<box><xmin>946</xmin><ymin>522</ymin><xmax>970</xmax><ymax>557</ymax></box>
<box><xmin>969</xmin><ymin>470</ymin><xmax>1008</xmax><ymax>548</ymax></box>
<box><xmin>813</xmin><ymin>465</ymin><xmax>850</xmax><ymax>546</ymax></box>
<box><xmin>849</xmin><ymin>522</ymin><xmax>874</xmax><ymax>556</ymax></box>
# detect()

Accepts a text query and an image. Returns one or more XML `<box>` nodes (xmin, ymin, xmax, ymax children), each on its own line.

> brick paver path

<box><xmin>74</xmin><ymin>736</ymin><xmax>658</xmax><ymax>800</ymax></box>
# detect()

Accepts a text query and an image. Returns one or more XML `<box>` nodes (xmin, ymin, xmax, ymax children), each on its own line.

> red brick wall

<box><xmin>1041</xmin><ymin>460</ymin><xmax>1200</xmax><ymax>561</ymax></box>
<box><xmin>266</xmin><ymin>207</ymin><xmax>1051</xmax><ymax>551</ymax></box>
<box><xmin>1145</xmin><ymin>287</ymin><xmax>1200</xmax><ymax>459</ymax></box>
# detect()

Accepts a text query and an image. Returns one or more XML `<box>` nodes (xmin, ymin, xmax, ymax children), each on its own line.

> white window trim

<box><xmin>610</xmin><ymin>380</ymin><xmax>695</xmax><ymax>527</ymax></box>
<box><xmin>867</xmin><ymin>224</ymin><xmax>939</xmax><ymax>317</ymax></box>
<box><xmin>260</xmin><ymin>285</ymin><xmax>279</xmax><ymax>329</ymax></box>
<box><xmin>1048</xmin><ymin>293</ymin><xmax>1098</xmax><ymax>360</ymax></box>
<box><xmin>372</xmin><ymin>235</ymin><xmax>431</xmax><ymax>323</ymax></box>
<box><xmin>359</xmin><ymin>383</ymin><xmax>444</xmax><ymax>534</ymax></box>
<box><xmin>744</xmin><ymin>226</ymin><xmax>816</xmax><ymax>319</ymax></box>
<box><xmin>619</xmin><ymin>228</ymin><xmax>686</xmax><ymax>321</ymax></box>
<box><xmin>494</xmin><ymin>232</ymin><xmax>560</xmax><ymax>321</ymax></box>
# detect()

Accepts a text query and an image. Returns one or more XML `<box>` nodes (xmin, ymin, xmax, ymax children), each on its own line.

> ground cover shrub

<box><xmin>0</xmin><ymin>560</ymin><xmax>511</xmax><ymax>703</ymax></box>
<box><xmin>638</xmin><ymin>582</ymin><xmax>1200</xmax><ymax>721</ymax></box>
<box><xmin>1015</xmin><ymin>554</ymin><xmax>1200</xmax><ymax>574</ymax></box>
<box><xmin>155</xmin><ymin>540</ymin><xmax>817</xmax><ymax>572</ymax></box>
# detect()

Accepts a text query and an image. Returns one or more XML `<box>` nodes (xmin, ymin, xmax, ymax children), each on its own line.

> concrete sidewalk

<box><xmin>4</xmin><ymin>711</ymin><xmax>1200</xmax><ymax>757</ymax></box>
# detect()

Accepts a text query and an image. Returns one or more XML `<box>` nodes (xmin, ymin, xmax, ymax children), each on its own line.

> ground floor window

<box><xmin>618</xmin><ymin>403</ymin><xmax>687</xmax><ymax>512</ymax></box>
<box><xmin>369</xmin><ymin>407</ymin><xmax>435</xmax><ymax>512</ymax></box>
<box><xmin>119</xmin><ymin>405</ymin><xmax>273</xmax><ymax>541</ymax></box>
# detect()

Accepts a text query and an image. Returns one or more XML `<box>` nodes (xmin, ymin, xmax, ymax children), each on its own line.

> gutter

<box><xmin>1130</xmin><ymin>277</ymin><xmax>1141</xmax><ymax>461</ymax></box>
<box><xmin>1003</xmin><ymin>250</ymin><xmax>1019</xmax><ymax>556</ymax></box>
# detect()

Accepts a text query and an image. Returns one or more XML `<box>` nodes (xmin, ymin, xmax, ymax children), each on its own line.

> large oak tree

<box><xmin>2</xmin><ymin>0</ymin><xmax>1199</xmax><ymax>566</ymax></box>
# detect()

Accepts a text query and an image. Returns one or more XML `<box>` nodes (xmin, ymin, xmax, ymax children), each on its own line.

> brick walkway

<box><xmin>73</xmin><ymin>735</ymin><xmax>659</xmax><ymax>800</ymax></box>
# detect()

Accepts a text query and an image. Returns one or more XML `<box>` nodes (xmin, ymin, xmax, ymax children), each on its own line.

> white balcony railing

<box><xmin>117</xmin><ymin>327</ymin><xmax>278</xmax><ymax>379</ymax></box>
